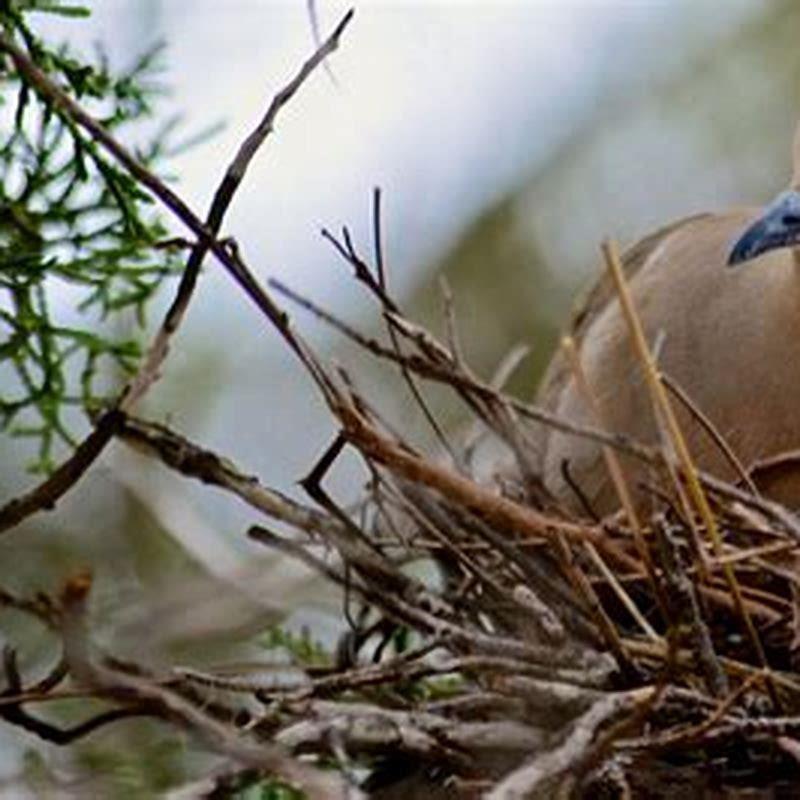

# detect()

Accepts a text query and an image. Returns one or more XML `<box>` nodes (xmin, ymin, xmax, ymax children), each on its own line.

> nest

<box><xmin>240</xmin><ymin>236</ymin><xmax>800</xmax><ymax>798</ymax></box>
<box><xmin>3</xmin><ymin>13</ymin><xmax>800</xmax><ymax>800</ymax></box>
<box><xmin>5</xmin><ymin>223</ymin><xmax>797</xmax><ymax>800</ymax></box>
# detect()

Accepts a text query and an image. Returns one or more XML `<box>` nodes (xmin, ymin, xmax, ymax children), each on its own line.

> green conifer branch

<box><xmin>0</xmin><ymin>0</ymin><xmax>181</xmax><ymax>471</ymax></box>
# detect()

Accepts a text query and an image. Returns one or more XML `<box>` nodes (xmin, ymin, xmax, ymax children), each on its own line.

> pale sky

<box><xmin>82</xmin><ymin>1</ymin><xmax>682</xmax><ymax>293</ymax></box>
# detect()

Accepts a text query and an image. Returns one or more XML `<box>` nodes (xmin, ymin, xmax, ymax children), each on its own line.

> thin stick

<box><xmin>658</xmin><ymin>438</ymin><xmax>713</xmax><ymax>581</ymax></box>
<box><xmin>583</xmin><ymin>542</ymin><xmax>658</xmax><ymax>641</ymax></box>
<box><xmin>629</xmin><ymin>670</ymin><xmax>763</xmax><ymax>752</ymax></box>
<box><xmin>712</xmin><ymin>539</ymin><xmax>797</xmax><ymax>568</ymax></box>
<box><xmin>440</xmin><ymin>275</ymin><xmax>465</xmax><ymax>369</ymax></box>
<box><xmin>662</xmin><ymin>372</ymin><xmax>759</xmax><ymax>497</ymax></box>
<box><xmin>269</xmin><ymin>277</ymin><xmax>659</xmax><ymax>465</ymax></box>
<box><xmin>372</xmin><ymin>187</ymin><xmax>386</xmax><ymax>290</ymax></box>
<box><xmin>562</xmin><ymin>335</ymin><xmax>666</xmax><ymax>632</ymax></box>
<box><xmin>322</xmin><ymin>223</ymin><xmax>458</xmax><ymax>463</ymax></box>
<box><xmin>561</xmin><ymin>337</ymin><xmax>643</xmax><ymax>534</ymax></box>
<box><xmin>553</xmin><ymin>537</ymin><xmax>637</xmax><ymax>677</ymax></box>
<box><xmin>125</xmin><ymin>8</ymin><xmax>355</xmax><ymax>409</ymax></box>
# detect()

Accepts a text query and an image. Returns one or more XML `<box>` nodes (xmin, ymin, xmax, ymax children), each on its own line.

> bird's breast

<box><xmin>538</xmin><ymin>210</ymin><xmax>800</xmax><ymax>514</ymax></box>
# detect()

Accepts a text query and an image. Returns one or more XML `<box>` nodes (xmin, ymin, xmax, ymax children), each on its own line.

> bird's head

<box><xmin>728</xmin><ymin>121</ymin><xmax>800</xmax><ymax>266</ymax></box>
<box><xmin>728</xmin><ymin>189</ymin><xmax>800</xmax><ymax>266</ymax></box>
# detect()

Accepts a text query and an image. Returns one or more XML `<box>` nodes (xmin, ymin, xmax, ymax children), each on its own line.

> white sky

<box><xmin>82</xmin><ymin>1</ymin><xmax>674</xmax><ymax>294</ymax></box>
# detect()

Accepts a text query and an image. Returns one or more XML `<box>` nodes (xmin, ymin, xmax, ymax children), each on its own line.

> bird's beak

<box><xmin>728</xmin><ymin>189</ymin><xmax>800</xmax><ymax>266</ymax></box>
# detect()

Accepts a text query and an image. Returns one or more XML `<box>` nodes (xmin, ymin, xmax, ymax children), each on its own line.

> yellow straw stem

<box><xmin>601</xmin><ymin>239</ymin><xmax>772</xmax><ymax>681</ymax></box>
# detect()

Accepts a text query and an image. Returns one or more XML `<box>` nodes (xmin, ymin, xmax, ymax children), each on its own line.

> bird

<box><xmin>534</xmin><ymin>123</ymin><xmax>800</xmax><ymax>516</ymax></box>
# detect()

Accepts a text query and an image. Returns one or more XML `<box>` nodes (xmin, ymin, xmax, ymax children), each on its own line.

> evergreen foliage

<box><xmin>0</xmin><ymin>0</ymin><xmax>181</xmax><ymax>472</ymax></box>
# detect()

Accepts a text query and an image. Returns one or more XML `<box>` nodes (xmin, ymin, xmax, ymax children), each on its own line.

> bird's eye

<box><xmin>782</xmin><ymin>213</ymin><xmax>800</xmax><ymax>226</ymax></box>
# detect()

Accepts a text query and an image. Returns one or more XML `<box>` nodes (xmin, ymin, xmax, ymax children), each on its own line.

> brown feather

<box><xmin>535</xmin><ymin>209</ymin><xmax>800</xmax><ymax>514</ymax></box>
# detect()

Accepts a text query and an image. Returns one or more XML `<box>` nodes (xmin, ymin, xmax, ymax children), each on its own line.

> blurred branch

<box><xmin>58</xmin><ymin>573</ymin><xmax>357</xmax><ymax>799</ymax></box>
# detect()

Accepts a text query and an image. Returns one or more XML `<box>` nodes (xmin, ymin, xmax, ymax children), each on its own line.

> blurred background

<box><xmin>2</xmin><ymin>0</ymin><xmax>800</xmax><ymax>793</ymax></box>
